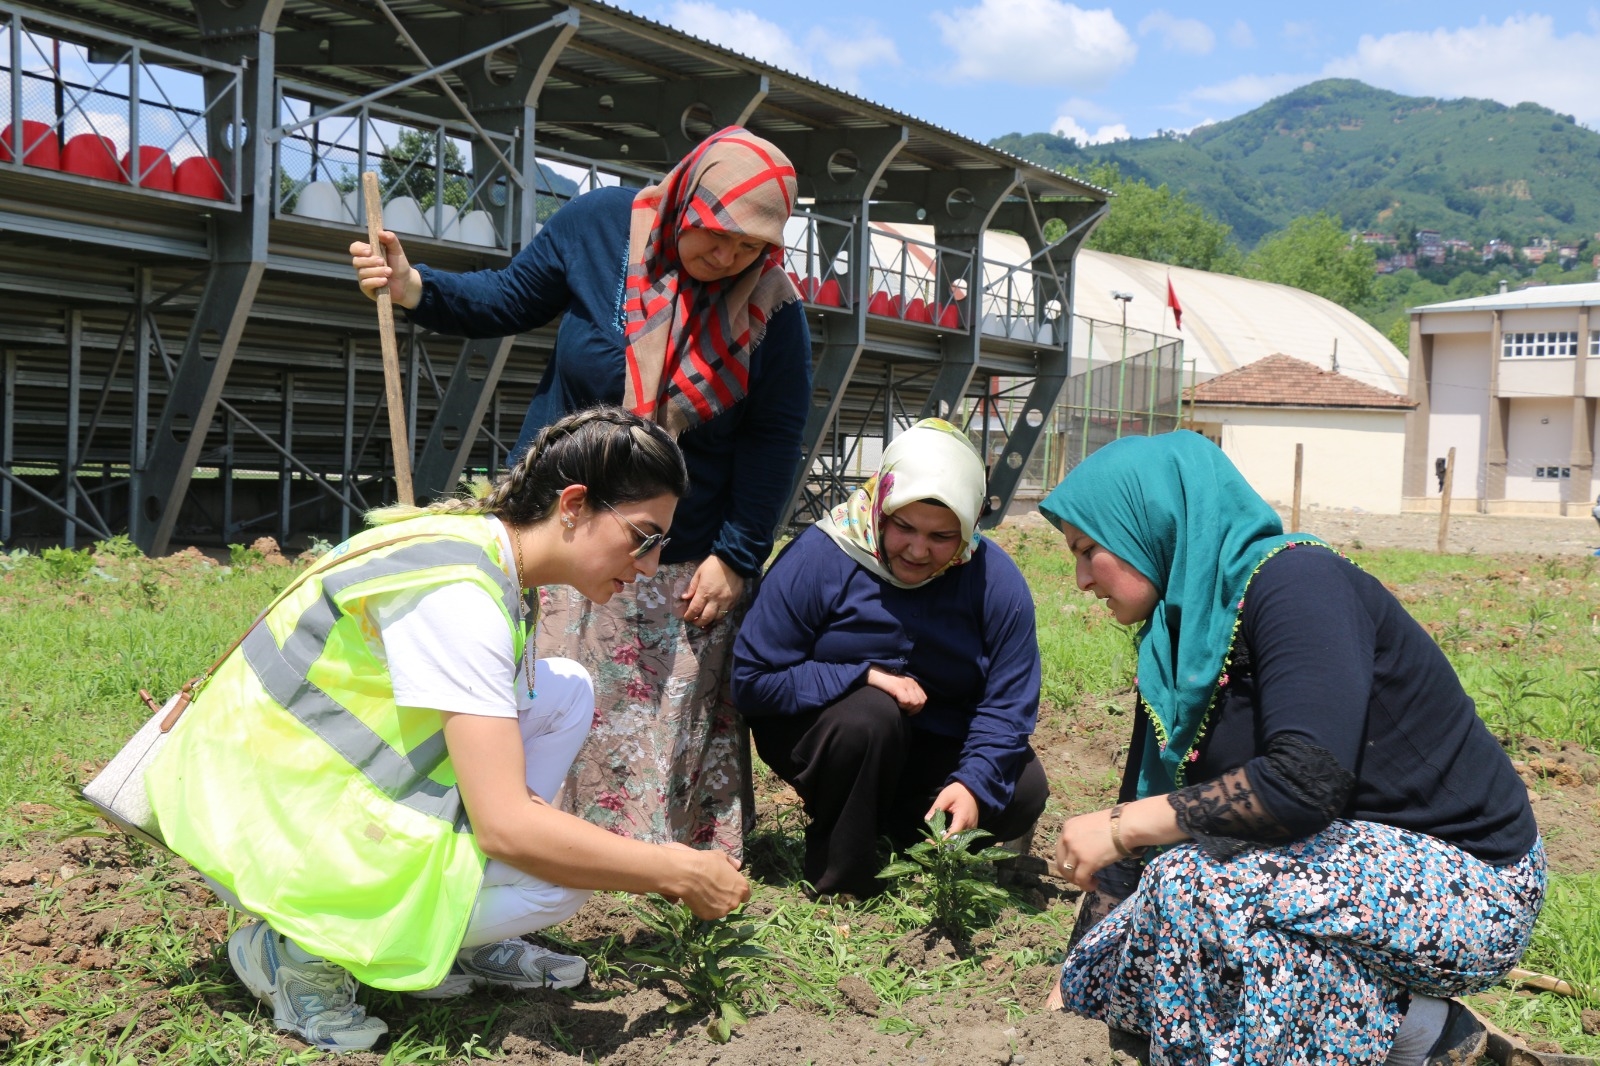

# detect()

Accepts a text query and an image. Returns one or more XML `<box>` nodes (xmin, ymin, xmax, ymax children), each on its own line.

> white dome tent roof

<box><xmin>1069</xmin><ymin>250</ymin><xmax>1408</xmax><ymax>393</ymax></box>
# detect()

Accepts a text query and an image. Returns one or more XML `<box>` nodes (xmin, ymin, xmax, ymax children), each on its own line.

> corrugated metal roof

<box><xmin>35</xmin><ymin>0</ymin><xmax>1106</xmax><ymax>199</ymax></box>
<box><xmin>1411</xmin><ymin>282</ymin><xmax>1600</xmax><ymax>314</ymax></box>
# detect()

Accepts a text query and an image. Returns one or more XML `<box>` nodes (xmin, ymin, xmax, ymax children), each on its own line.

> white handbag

<box><xmin>82</xmin><ymin>686</ymin><xmax>197</xmax><ymax>847</ymax></box>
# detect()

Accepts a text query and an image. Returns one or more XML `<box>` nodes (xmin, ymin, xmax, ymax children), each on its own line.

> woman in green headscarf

<box><xmin>1039</xmin><ymin>431</ymin><xmax>1542</xmax><ymax>1066</ymax></box>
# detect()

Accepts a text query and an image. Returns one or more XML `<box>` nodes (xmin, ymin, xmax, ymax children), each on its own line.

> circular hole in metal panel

<box><xmin>1025</xmin><ymin>408</ymin><xmax>1044</xmax><ymax>428</ymax></box>
<box><xmin>827</xmin><ymin>148</ymin><xmax>860</xmax><ymax>184</ymax></box>
<box><xmin>946</xmin><ymin>187</ymin><xmax>975</xmax><ymax>219</ymax></box>
<box><xmin>681</xmin><ymin>103</ymin><xmax>716</xmax><ymax>142</ymax></box>
<box><xmin>1005</xmin><ymin>452</ymin><xmax>1023</xmax><ymax>469</ymax></box>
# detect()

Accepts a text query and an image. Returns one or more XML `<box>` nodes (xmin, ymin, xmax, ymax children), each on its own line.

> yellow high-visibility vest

<box><xmin>148</xmin><ymin>514</ymin><xmax>524</xmax><ymax>990</ymax></box>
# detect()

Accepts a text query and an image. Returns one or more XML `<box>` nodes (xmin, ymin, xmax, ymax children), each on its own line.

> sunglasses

<box><xmin>605</xmin><ymin>503</ymin><xmax>671</xmax><ymax>559</ymax></box>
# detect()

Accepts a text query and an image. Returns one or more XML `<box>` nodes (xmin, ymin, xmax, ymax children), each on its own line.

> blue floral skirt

<box><xmin>1058</xmin><ymin>820</ymin><xmax>1546</xmax><ymax>1065</ymax></box>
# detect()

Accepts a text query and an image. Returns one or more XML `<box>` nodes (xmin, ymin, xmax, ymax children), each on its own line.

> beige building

<box><xmin>1187</xmin><ymin>355</ymin><xmax>1415</xmax><ymax>513</ymax></box>
<box><xmin>1403</xmin><ymin>284</ymin><xmax>1600</xmax><ymax>515</ymax></box>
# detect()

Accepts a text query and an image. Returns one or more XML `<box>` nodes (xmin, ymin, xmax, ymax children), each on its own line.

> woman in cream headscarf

<box><xmin>731</xmin><ymin>419</ymin><xmax>1049</xmax><ymax>898</ymax></box>
<box><xmin>353</xmin><ymin>127</ymin><xmax>811</xmax><ymax>854</ymax></box>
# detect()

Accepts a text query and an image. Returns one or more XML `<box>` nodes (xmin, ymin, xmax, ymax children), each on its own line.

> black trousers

<box><xmin>748</xmin><ymin>685</ymin><xmax>1050</xmax><ymax>897</ymax></box>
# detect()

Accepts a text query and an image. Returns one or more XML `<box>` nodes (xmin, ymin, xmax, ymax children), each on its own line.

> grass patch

<box><xmin>2</xmin><ymin>533</ymin><xmax>1599</xmax><ymax>1057</ymax></box>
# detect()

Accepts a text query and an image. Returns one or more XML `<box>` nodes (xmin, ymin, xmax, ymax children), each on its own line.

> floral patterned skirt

<box><xmin>537</xmin><ymin>561</ymin><xmax>751</xmax><ymax>857</ymax></box>
<box><xmin>1058</xmin><ymin>820</ymin><xmax>1546</xmax><ymax>1065</ymax></box>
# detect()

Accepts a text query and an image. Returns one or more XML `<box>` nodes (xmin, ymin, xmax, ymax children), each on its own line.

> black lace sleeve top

<box><xmin>1158</xmin><ymin>545</ymin><xmax>1537</xmax><ymax>867</ymax></box>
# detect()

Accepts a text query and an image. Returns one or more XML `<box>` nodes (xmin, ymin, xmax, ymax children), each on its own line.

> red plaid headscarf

<box><xmin>622</xmin><ymin>126</ymin><xmax>800</xmax><ymax>436</ymax></box>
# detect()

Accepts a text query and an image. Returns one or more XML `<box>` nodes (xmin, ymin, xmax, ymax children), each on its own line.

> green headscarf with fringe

<box><xmin>1038</xmin><ymin>431</ymin><xmax>1325</xmax><ymax>797</ymax></box>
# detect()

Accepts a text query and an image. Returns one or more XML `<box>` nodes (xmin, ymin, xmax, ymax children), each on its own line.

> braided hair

<box><xmin>368</xmin><ymin>406</ymin><xmax>688</xmax><ymax>527</ymax></box>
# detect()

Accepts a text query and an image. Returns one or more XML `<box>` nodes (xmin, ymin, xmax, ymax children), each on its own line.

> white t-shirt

<box><xmin>367</xmin><ymin>516</ymin><xmax>531</xmax><ymax>719</ymax></box>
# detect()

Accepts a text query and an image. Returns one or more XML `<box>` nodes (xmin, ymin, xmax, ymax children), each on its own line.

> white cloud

<box><xmin>1189</xmin><ymin>72</ymin><xmax>1308</xmax><ymax>106</ymax></box>
<box><xmin>804</xmin><ymin>26</ymin><xmax>901</xmax><ymax>90</ymax></box>
<box><xmin>1323</xmin><ymin>15</ymin><xmax>1600</xmax><ymax>128</ymax></box>
<box><xmin>1138</xmin><ymin>10</ymin><xmax>1215</xmax><ymax>55</ymax></box>
<box><xmin>664</xmin><ymin>2</ymin><xmax>813</xmax><ymax>75</ymax></box>
<box><xmin>1050</xmin><ymin>114</ymin><xmax>1131</xmax><ymax>144</ymax></box>
<box><xmin>661</xmin><ymin>3</ymin><xmax>899</xmax><ymax>90</ymax></box>
<box><xmin>932</xmin><ymin>0</ymin><xmax>1136</xmax><ymax>87</ymax></box>
<box><xmin>1227</xmin><ymin>20</ymin><xmax>1254</xmax><ymax>48</ymax></box>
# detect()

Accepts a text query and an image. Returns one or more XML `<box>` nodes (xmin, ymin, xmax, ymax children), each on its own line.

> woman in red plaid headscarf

<box><xmin>354</xmin><ymin>126</ymin><xmax>811</xmax><ymax>855</ymax></box>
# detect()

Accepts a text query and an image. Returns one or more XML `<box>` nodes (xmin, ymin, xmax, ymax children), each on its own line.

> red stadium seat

<box><xmin>905</xmin><ymin>297</ymin><xmax>932</xmax><ymax>323</ymax></box>
<box><xmin>174</xmin><ymin>155</ymin><xmax>226</xmax><ymax>200</ymax></box>
<box><xmin>867</xmin><ymin>290</ymin><xmax>894</xmax><ymax>317</ymax></box>
<box><xmin>813</xmin><ymin>279</ymin><xmax>843</xmax><ymax>307</ymax></box>
<box><xmin>61</xmin><ymin>134</ymin><xmax>123</xmax><ymax>182</ymax></box>
<box><xmin>937</xmin><ymin>301</ymin><xmax>963</xmax><ymax>329</ymax></box>
<box><xmin>0</xmin><ymin>121</ymin><xmax>60</xmax><ymax>169</ymax></box>
<box><xmin>122</xmin><ymin>146</ymin><xmax>174</xmax><ymax>191</ymax></box>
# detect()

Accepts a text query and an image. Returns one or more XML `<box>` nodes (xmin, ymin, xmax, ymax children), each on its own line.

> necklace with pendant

<box><xmin>512</xmin><ymin>523</ymin><xmax>538</xmax><ymax>700</ymax></box>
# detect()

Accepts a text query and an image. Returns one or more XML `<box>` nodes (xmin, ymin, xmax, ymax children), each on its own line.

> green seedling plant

<box><xmin>623</xmin><ymin>895</ymin><xmax>771</xmax><ymax>1043</ymax></box>
<box><xmin>878</xmin><ymin>810</ymin><xmax>1015</xmax><ymax>937</ymax></box>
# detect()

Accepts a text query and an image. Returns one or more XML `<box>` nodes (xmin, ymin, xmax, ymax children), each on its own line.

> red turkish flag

<box><xmin>1167</xmin><ymin>275</ymin><xmax>1183</xmax><ymax>331</ymax></box>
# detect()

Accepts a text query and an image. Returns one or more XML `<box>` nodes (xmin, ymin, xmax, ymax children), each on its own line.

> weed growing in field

<box><xmin>624</xmin><ymin>896</ymin><xmax>771</xmax><ymax>1043</ymax></box>
<box><xmin>878</xmin><ymin>811</ymin><xmax>1015</xmax><ymax>937</ymax></box>
<box><xmin>40</xmin><ymin>546</ymin><xmax>94</xmax><ymax>584</ymax></box>
<box><xmin>1482</xmin><ymin>663</ymin><xmax>1553</xmax><ymax>749</ymax></box>
<box><xmin>228</xmin><ymin>542</ymin><xmax>264</xmax><ymax>569</ymax></box>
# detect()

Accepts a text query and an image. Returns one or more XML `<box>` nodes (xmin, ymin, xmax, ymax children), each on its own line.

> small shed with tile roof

<box><xmin>1184</xmin><ymin>354</ymin><xmax>1416</xmax><ymax>514</ymax></box>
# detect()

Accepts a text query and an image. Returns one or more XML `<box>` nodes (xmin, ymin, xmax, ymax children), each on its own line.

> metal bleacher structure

<box><xmin>0</xmin><ymin>0</ymin><xmax>1110</xmax><ymax>554</ymax></box>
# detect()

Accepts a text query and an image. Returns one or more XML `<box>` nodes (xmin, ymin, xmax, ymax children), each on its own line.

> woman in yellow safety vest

<box><xmin>148</xmin><ymin>405</ymin><xmax>749</xmax><ymax>1052</ymax></box>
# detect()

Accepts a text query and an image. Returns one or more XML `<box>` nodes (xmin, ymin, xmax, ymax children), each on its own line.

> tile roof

<box><xmin>1185</xmin><ymin>353</ymin><xmax>1416</xmax><ymax>409</ymax></box>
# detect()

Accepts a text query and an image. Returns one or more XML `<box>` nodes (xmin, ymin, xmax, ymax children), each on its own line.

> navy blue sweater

<box><xmin>406</xmin><ymin>186</ymin><xmax>813</xmax><ymax>577</ymax></box>
<box><xmin>732</xmin><ymin>526</ymin><xmax>1042</xmax><ymax>814</ymax></box>
<box><xmin>1191</xmin><ymin>544</ymin><xmax>1537</xmax><ymax>866</ymax></box>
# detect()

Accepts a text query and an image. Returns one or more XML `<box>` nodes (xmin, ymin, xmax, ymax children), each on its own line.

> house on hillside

<box><xmin>1401</xmin><ymin>283</ymin><xmax>1600</xmax><ymax>515</ymax></box>
<box><xmin>1184</xmin><ymin>354</ymin><xmax>1414</xmax><ymax>514</ymax></box>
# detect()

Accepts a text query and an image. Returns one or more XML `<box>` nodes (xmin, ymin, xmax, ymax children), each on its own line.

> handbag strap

<box><xmin>152</xmin><ymin>529</ymin><xmax>488</xmax><ymax>732</ymax></box>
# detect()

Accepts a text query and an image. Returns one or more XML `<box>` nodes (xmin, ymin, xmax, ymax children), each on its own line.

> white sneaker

<box><xmin>228</xmin><ymin>922</ymin><xmax>388</xmax><ymax>1051</ymax></box>
<box><xmin>410</xmin><ymin>937</ymin><xmax>588</xmax><ymax>999</ymax></box>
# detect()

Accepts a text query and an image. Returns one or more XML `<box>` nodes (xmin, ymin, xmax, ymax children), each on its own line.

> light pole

<box><xmin>1111</xmin><ymin>291</ymin><xmax>1133</xmax><ymax>439</ymax></box>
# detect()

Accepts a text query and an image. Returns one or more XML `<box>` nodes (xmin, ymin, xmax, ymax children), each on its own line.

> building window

<box><xmin>1503</xmin><ymin>331</ymin><xmax>1578</xmax><ymax>358</ymax></box>
<box><xmin>1532</xmin><ymin>466</ymin><xmax>1571</xmax><ymax>480</ymax></box>
<box><xmin>1592</xmin><ymin>331</ymin><xmax>1599</xmax><ymax>357</ymax></box>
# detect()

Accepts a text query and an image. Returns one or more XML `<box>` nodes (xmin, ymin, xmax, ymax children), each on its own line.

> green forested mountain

<box><xmin>993</xmin><ymin>79</ymin><xmax>1600</xmax><ymax>248</ymax></box>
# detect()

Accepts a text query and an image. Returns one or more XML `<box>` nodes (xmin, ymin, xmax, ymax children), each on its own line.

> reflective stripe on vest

<box><xmin>240</xmin><ymin>537</ymin><xmax>521</xmax><ymax>831</ymax></box>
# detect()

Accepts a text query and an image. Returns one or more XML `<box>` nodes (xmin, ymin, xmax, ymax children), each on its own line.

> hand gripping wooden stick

<box><xmin>362</xmin><ymin>171</ymin><xmax>416</xmax><ymax>506</ymax></box>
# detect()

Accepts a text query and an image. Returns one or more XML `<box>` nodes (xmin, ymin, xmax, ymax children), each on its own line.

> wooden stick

<box><xmin>1291</xmin><ymin>443</ymin><xmax>1303</xmax><ymax>533</ymax></box>
<box><xmin>1436</xmin><ymin>445</ymin><xmax>1455</xmax><ymax>554</ymax></box>
<box><xmin>361</xmin><ymin>172</ymin><xmax>415</xmax><ymax>506</ymax></box>
<box><xmin>1509</xmin><ymin>966</ymin><xmax>1584</xmax><ymax>998</ymax></box>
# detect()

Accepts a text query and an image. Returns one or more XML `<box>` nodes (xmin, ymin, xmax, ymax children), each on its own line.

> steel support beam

<box><xmin>413</xmin><ymin>336</ymin><xmax>517</xmax><ymax>498</ymax></box>
<box><xmin>765</xmin><ymin>127</ymin><xmax>907</xmax><ymax>520</ymax></box>
<box><xmin>65</xmin><ymin>311</ymin><xmax>81</xmax><ymax>547</ymax></box>
<box><xmin>974</xmin><ymin>198</ymin><xmax>1106</xmax><ymax>521</ymax></box>
<box><xmin>134</xmin><ymin>0</ymin><xmax>280</xmax><ymax>553</ymax></box>
<box><xmin>915</xmin><ymin>170</ymin><xmax>1021</xmax><ymax>422</ymax></box>
<box><xmin>1</xmin><ymin>348</ymin><xmax>11</xmax><ymax>543</ymax></box>
<box><xmin>538</xmin><ymin>74</ymin><xmax>768</xmax><ymax>162</ymax></box>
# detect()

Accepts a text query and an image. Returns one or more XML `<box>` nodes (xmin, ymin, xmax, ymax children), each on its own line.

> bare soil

<box><xmin>5</xmin><ymin>707</ymin><xmax>1599</xmax><ymax>1063</ymax></box>
<box><xmin>4</xmin><ymin>517</ymin><xmax>1600</xmax><ymax>1061</ymax></box>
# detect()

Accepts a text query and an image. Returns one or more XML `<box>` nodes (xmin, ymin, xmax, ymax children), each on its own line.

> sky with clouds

<box><xmin>622</xmin><ymin>1</ymin><xmax>1600</xmax><ymax>144</ymax></box>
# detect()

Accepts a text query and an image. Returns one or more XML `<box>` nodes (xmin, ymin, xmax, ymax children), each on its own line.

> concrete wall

<box><xmin>1504</xmin><ymin>398</ymin><xmax>1573</xmax><ymax>504</ymax></box>
<box><xmin>1198</xmin><ymin>405</ymin><xmax>1407</xmax><ymax>513</ymax></box>
<box><xmin>1426</xmin><ymin>333</ymin><xmax>1490</xmax><ymax>500</ymax></box>
<box><xmin>1502</xmin><ymin>358</ymin><xmax>1579</xmax><ymax>398</ymax></box>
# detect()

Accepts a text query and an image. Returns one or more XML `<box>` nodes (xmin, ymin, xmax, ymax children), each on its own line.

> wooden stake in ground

<box><xmin>361</xmin><ymin>172</ymin><xmax>415</xmax><ymax>506</ymax></box>
<box><xmin>1291</xmin><ymin>443</ymin><xmax>1303</xmax><ymax>532</ymax></box>
<box><xmin>1437</xmin><ymin>446</ymin><xmax>1456</xmax><ymax>554</ymax></box>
